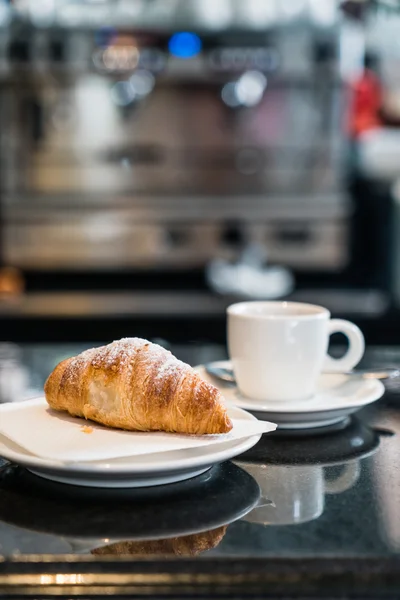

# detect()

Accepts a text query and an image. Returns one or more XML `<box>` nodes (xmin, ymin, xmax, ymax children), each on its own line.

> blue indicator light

<box><xmin>168</xmin><ymin>32</ymin><xmax>202</xmax><ymax>59</ymax></box>
<box><xmin>95</xmin><ymin>26</ymin><xmax>117</xmax><ymax>48</ymax></box>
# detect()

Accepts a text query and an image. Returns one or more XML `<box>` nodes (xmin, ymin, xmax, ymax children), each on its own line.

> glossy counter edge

<box><xmin>0</xmin><ymin>557</ymin><xmax>400</xmax><ymax>598</ymax></box>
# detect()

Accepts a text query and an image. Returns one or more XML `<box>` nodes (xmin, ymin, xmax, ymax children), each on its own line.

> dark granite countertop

<box><xmin>0</xmin><ymin>342</ymin><xmax>400</xmax><ymax>598</ymax></box>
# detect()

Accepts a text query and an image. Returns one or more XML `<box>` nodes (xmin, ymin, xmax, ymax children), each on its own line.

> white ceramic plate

<box><xmin>195</xmin><ymin>361</ymin><xmax>385</xmax><ymax>430</ymax></box>
<box><xmin>0</xmin><ymin>405</ymin><xmax>263</xmax><ymax>488</ymax></box>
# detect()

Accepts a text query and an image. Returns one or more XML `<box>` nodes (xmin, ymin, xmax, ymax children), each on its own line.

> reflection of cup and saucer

<box><xmin>196</xmin><ymin>301</ymin><xmax>385</xmax><ymax>430</ymax></box>
<box><xmin>238</xmin><ymin>462</ymin><xmax>359</xmax><ymax>525</ymax></box>
<box><xmin>0</xmin><ymin>462</ymin><xmax>260</xmax><ymax>555</ymax></box>
<box><xmin>235</xmin><ymin>418</ymin><xmax>382</xmax><ymax>525</ymax></box>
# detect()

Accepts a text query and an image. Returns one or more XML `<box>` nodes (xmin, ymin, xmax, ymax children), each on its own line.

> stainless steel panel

<box><xmin>0</xmin><ymin>289</ymin><xmax>388</xmax><ymax>318</ymax></box>
<box><xmin>3</xmin><ymin>194</ymin><xmax>350</xmax><ymax>270</ymax></box>
<box><xmin>0</xmin><ymin>18</ymin><xmax>346</xmax><ymax>274</ymax></box>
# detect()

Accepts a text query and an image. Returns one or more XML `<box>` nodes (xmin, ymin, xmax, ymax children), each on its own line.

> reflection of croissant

<box><xmin>91</xmin><ymin>527</ymin><xmax>227</xmax><ymax>557</ymax></box>
<box><xmin>44</xmin><ymin>338</ymin><xmax>232</xmax><ymax>434</ymax></box>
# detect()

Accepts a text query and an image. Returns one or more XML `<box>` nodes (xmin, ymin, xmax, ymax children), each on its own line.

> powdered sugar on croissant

<box><xmin>44</xmin><ymin>338</ymin><xmax>232</xmax><ymax>435</ymax></box>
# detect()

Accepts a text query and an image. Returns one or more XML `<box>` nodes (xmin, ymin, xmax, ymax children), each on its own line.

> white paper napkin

<box><xmin>0</xmin><ymin>397</ymin><xmax>276</xmax><ymax>463</ymax></box>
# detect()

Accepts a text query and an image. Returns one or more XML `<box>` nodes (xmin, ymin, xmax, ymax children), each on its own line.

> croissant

<box><xmin>44</xmin><ymin>338</ymin><xmax>232</xmax><ymax>435</ymax></box>
<box><xmin>91</xmin><ymin>527</ymin><xmax>227</xmax><ymax>557</ymax></box>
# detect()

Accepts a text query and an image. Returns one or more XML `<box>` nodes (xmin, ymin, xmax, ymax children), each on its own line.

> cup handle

<box><xmin>324</xmin><ymin>462</ymin><xmax>360</xmax><ymax>494</ymax></box>
<box><xmin>323</xmin><ymin>319</ymin><xmax>365</xmax><ymax>373</ymax></box>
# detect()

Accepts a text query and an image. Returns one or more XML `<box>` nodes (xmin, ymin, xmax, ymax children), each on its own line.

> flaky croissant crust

<box><xmin>44</xmin><ymin>338</ymin><xmax>232</xmax><ymax>435</ymax></box>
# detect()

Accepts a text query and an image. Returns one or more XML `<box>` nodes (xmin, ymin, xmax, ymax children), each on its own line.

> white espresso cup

<box><xmin>227</xmin><ymin>301</ymin><xmax>365</xmax><ymax>402</ymax></box>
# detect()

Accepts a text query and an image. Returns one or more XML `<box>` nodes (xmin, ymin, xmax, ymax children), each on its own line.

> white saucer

<box><xmin>195</xmin><ymin>361</ymin><xmax>385</xmax><ymax>430</ymax></box>
<box><xmin>0</xmin><ymin>405</ymin><xmax>262</xmax><ymax>488</ymax></box>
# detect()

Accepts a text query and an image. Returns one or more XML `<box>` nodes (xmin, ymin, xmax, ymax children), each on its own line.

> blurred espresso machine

<box><xmin>0</xmin><ymin>0</ymin><xmax>392</xmax><ymax>342</ymax></box>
